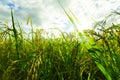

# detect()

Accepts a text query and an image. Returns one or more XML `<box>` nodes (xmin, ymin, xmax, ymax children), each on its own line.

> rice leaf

<box><xmin>95</xmin><ymin>61</ymin><xmax>112</xmax><ymax>80</ymax></box>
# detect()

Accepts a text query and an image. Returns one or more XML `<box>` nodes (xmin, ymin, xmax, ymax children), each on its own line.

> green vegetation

<box><xmin>0</xmin><ymin>10</ymin><xmax>120</xmax><ymax>80</ymax></box>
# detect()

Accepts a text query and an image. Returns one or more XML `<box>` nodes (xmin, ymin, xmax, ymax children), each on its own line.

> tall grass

<box><xmin>0</xmin><ymin>9</ymin><xmax>120</xmax><ymax>80</ymax></box>
<box><xmin>11</xmin><ymin>10</ymin><xmax>20</xmax><ymax>59</ymax></box>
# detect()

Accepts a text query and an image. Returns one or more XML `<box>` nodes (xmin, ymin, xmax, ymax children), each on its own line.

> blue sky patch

<box><xmin>0</xmin><ymin>0</ymin><xmax>15</xmax><ymax>9</ymax></box>
<box><xmin>0</xmin><ymin>0</ymin><xmax>7</xmax><ymax>4</ymax></box>
<box><xmin>7</xmin><ymin>2</ymin><xmax>15</xmax><ymax>9</ymax></box>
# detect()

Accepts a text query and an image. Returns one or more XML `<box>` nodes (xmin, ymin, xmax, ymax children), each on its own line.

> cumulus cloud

<box><xmin>0</xmin><ymin>0</ymin><xmax>120</xmax><ymax>33</ymax></box>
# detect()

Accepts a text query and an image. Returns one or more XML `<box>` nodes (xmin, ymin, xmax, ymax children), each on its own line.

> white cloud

<box><xmin>66</xmin><ymin>0</ymin><xmax>120</xmax><ymax>31</ymax></box>
<box><xmin>0</xmin><ymin>0</ymin><xmax>120</xmax><ymax>35</ymax></box>
<box><xmin>0</xmin><ymin>5</ymin><xmax>11</xmax><ymax>23</ymax></box>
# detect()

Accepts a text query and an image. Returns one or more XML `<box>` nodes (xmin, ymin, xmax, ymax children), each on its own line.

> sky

<box><xmin>0</xmin><ymin>0</ymin><xmax>120</xmax><ymax>34</ymax></box>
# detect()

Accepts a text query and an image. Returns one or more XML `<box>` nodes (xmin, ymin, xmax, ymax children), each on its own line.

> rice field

<box><xmin>0</xmin><ymin>10</ymin><xmax>120</xmax><ymax>80</ymax></box>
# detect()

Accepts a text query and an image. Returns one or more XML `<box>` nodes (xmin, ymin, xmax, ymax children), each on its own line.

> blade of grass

<box><xmin>27</xmin><ymin>17</ymin><xmax>34</xmax><ymax>42</ymax></box>
<box><xmin>11</xmin><ymin>9</ymin><xmax>19</xmax><ymax>59</ymax></box>
<box><xmin>95</xmin><ymin>61</ymin><xmax>112</xmax><ymax>80</ymax></box>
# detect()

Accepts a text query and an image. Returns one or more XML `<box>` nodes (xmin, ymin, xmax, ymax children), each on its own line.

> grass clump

<box><xmin>0</xmin><ymin>9</ymin><xmax>120</xmax><ymax>80</ymax></box>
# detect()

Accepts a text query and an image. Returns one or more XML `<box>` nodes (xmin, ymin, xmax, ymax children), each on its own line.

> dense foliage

<box><xmin>0</xmin><ymin>10</ymin><xmax>120</xmax><ymax>80</ymax></box>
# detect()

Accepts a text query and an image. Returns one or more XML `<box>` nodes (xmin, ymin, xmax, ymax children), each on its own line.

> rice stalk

<box><xmin>11</xmin><ymin>9</ymin><xmax>19</xmax><ymax>59</ymax></box>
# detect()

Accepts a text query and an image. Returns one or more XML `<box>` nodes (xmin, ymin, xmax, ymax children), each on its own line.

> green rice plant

<box><xmin>61</xmin><ymin>8</ymin><xmax>101</xmax><ymax>80</ymax></box>
<box><xmin>11</xmin><ymin>9</ymin><xmax>20</xmax><ymax>59</ymax></box>
<box><xmin>1</xmin><ymin>7</ymin><xmax>120</xmax><ymax>80</ymax></box>
<box><xmin>86</xmin><ymin>11</ymin><xmax>120</xmax><ymax>80</ymax></box>
<box><xmin>27</xmin><ymin>17</ymin><xmax>34</xmax><ymax>42</ymax></box>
